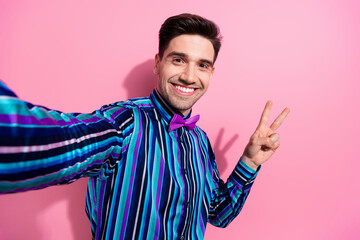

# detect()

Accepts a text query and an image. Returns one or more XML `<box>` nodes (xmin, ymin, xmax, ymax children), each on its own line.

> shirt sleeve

<box><xmin>207</xmin><ymin>138</ymin><xmax>261</xmax><ymax>228</ymax></box>
<box><xmin>0</xmin><ymin>80</ymin><xmax>134</xmax><ymax>193</ymax></box>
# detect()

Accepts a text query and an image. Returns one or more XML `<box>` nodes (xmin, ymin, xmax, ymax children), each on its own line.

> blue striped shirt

<box><xmin>0</xmin><ymin>81</ymin><xmax>259</xmax><ymax>239</ymax></box>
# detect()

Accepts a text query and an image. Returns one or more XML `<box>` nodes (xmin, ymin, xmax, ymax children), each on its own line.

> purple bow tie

<box><xmin>168</xmin><ymin>114</ymin><xmax>200</xmax><ymax>132</ymax></box>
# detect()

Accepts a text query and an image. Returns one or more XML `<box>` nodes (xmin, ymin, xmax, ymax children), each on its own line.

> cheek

<box><xmin>200</xmin><ymin>75</ymin><xmax>212</xmax><ymax>88</ymax></box>
<box><xmin>162</xmin><ymin>64</ymin><xmax>184</xmax><ymax>78</ymax></box>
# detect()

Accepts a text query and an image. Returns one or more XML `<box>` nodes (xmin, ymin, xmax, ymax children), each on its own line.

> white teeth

<box><xmin>175</xmin><ymin>85</ymin><xmax>194</xmax><ymax>93</ymax></box>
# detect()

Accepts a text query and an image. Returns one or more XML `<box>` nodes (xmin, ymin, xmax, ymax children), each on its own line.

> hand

<box><xmin>242</xmin><ymin>101</ymin><xmax>290</xmax><ymax>170</ymax></box>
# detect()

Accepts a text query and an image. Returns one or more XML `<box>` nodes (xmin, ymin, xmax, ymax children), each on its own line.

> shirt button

<box><xmin>180</xmin><ymin>236</ymin><xmax>185</xmax><ymax>240</ymax></box>
<box><xmin>183</xmin><ymin>169</ymin><xmax>187</xmax><ymax>174</ymax></box>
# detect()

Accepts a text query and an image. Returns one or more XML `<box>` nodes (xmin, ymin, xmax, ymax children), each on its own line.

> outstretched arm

<box><xmin>0</xmin><ymin>80</ymin><xmax>132</xmax><ymax>193</ymax></box>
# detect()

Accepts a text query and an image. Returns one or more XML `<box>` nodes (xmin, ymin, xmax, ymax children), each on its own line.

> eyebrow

<box><xmin>166</xmin><ymin>51</ymin><xmax>214</xmax><ymax>67</ymax></box>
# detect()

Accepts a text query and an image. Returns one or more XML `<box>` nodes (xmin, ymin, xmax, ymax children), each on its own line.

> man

<box><xmin>0</xmin><ymin>13</ymin><xmax>289</xmax><ymax>239</ymax></box>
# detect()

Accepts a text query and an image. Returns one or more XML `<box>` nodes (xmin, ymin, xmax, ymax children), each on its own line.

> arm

<box><xmin>0</xmin><ymin>80</ymin><xmax>133</xmax><ymax>193</ymax></box>
<box><xmin>208</xmin><ymin>142</ymin><xmax>260</xmax><ymax>227</ymax></box>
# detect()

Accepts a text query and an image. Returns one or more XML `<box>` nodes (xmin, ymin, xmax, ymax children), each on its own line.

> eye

<box><xmin>199</xmin><ymin>63</ymin><xmax>207</xmax><ymax>68</ymax></box>
<box><xmin>199</xmin><ymin>62</ymin><xmax>211</xmax><ymax>70</ymax></box>
<box><xmin>172</xmin><ymin>58</ymin><xmax>184</xmax><ymax>64</ymax></box>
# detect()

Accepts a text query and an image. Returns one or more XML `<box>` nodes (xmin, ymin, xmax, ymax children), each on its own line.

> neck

<box><xmin>154</xmin><ymin>89</ymin><xmax>192</xmax><ymax>117</ymax></box>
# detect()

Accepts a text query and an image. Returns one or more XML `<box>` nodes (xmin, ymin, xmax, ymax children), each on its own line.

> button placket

<box><xmin>177</xmin><ymin>127</ymin><xmax>191</xmax><ymax>238</ymax></box>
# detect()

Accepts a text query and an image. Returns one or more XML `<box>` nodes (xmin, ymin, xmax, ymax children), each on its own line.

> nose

<box><xmin>180</xmin><ymin>63</ymin><xmax>196</xmax><ymax>84</ymax></box>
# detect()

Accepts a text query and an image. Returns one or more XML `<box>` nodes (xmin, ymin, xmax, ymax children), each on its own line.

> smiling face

<box><xmin>154</xmin><ymin>34</ymin><xmax>215</xmax><ymax>116</ymax></box>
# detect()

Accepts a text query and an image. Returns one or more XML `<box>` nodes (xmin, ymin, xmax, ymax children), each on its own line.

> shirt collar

<box><xmin>150</xmin><ymin>89</ymin><xmax>192</xmax><ymax>124</ymax></box>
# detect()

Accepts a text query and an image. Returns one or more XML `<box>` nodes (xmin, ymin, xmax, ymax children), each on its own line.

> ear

<box><xmin>153</xmin><ymin>54</ymin><xmax>160</xmax><ymax>75</ymax></box>
<box><xmin>211</xmin><ymin>67</ymin><xmax>215</xmax><ymax>77</ymax></box>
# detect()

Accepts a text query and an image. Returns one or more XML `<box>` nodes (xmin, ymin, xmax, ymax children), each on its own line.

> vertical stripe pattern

<box><xmin>0</xmin><ymin>81</ymin><xmax>260</xmax><ymax>239</ymax></box>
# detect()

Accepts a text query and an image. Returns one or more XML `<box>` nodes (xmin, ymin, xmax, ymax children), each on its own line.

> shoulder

<box><xmin>194</xmin><ymin>125</ymin><xmax>207</xmax><ymax>137</ymax></box>
<box><xmin>97</xmin><ymin>96</ymin><xmax>154</xmax><ymax>125</ymax></box>
<box><xmin>100</xmin><ymin>96</ymin><xmax>153</xmax><ymax>112</ymax></box>
<box><xmin>125</xmin><ymin>96</ymin><xmax>154</xmax><ymax>112</ymax></box>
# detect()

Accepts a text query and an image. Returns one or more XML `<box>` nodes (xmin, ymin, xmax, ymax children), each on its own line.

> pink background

<box><xmin>0</xmin><ymin>0</ymin><xmax>359</xmax><ymax>239</ymax></box>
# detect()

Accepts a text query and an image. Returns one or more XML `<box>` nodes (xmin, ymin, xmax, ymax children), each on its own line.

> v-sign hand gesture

<box><xmin>242</xmin><ymin>101</ymin><xmax>290</xmax><ymax>171</ymax></box>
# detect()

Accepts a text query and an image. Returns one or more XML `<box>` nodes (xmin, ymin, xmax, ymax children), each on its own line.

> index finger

<box><xmin>269</xmin><ymin>107</ymin><xmax>290</xmax><ymax>131</ymax></box>
<box><xmin>257</xmin><ymin>100</ymin><xmax>273</xmax><ymax>129</ymax></box>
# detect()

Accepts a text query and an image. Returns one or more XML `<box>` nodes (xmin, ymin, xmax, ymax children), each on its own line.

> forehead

<box><xmin>164</xmin><ymin>34</ymin><xmax>215</xmax><ymax>62</ymax></box>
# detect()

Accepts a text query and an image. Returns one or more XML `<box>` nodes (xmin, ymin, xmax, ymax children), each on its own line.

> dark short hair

<box><xmin>159</xmin><ymin>13</ymin><xmax>222</xmax><ymax>63</ymax></box>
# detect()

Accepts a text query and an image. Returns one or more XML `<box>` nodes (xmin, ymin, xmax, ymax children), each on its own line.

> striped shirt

<box><xmin>0</xmin><ymin>81</ymin><xmax>259</xmax><ymax>240</ymax></box>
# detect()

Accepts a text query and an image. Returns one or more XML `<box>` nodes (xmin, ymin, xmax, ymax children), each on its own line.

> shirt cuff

<box><xmin>230</xmin><ymin>158</ymin><xmax>261</xmax><ymax>186</ymax></box>
<box><xmin>239</xmin><ymin>159</ymin><xmax>261</xmax><ymax>176</ymax></box>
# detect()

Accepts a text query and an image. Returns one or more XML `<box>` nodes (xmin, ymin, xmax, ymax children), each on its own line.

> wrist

<box><xmin>241</xmin><ymin>155</ymin><xmax>259</xmax><ymax>171</ymax></box>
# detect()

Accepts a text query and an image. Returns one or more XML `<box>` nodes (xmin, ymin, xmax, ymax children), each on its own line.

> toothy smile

<box><xmin>174</xmin><ymin>85</ymin><xmax>195</xmax><ymax>93</ymax></box>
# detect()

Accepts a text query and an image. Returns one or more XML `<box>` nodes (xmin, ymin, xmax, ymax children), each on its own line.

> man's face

<box><xmin>154</xmin><ymin>34</ymin><xmax>215</xmax><ymax>116</ymax></box>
